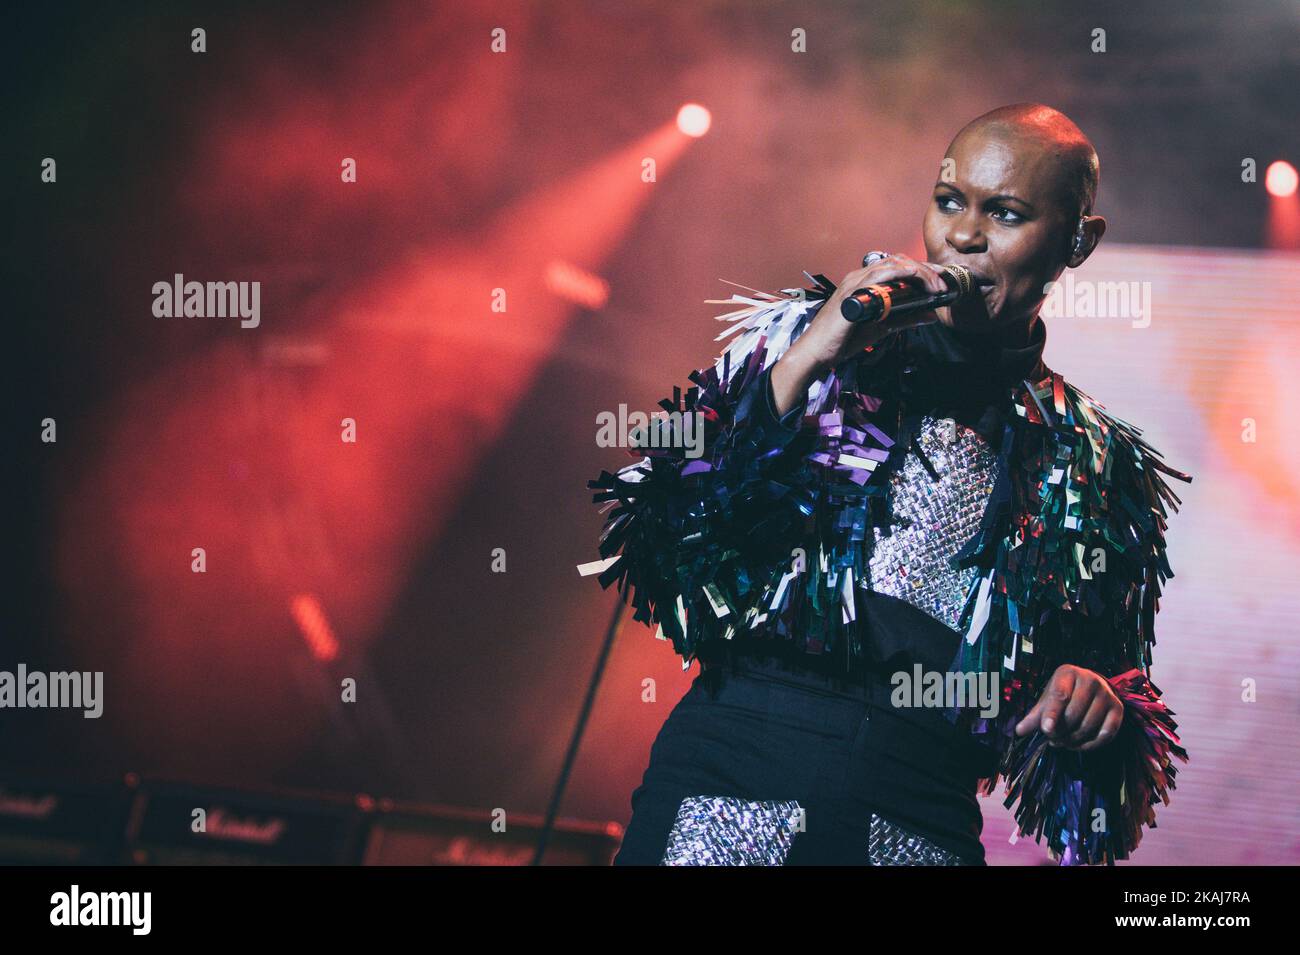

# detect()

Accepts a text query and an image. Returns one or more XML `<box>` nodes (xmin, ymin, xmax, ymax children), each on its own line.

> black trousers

<box><xmin>613</xmin><ymin>655</ymin><xmax>987</xmax><ymax>865</ymax></box>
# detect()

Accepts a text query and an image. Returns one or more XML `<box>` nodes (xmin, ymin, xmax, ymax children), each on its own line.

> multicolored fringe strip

<box><xmin>1000</xmin><ymin>670</ymin><xmax>1188</xmax><ymax>865</ymax></box>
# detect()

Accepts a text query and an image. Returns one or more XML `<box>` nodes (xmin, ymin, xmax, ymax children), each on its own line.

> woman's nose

<box><xmin>947</xmin><ymin>216</ymin><xmax>985</xmax><ymax>253</ymax></box>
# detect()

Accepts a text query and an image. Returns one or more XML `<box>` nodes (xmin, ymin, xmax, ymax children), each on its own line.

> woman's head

<box><xmin>924</xmin><ymin>103</ymin><xmax>1105</xmax><ymax>341</ymax></box>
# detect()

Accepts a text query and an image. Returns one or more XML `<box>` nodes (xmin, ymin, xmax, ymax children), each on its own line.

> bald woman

<box><xmin>595</xmin><ymin>103</ymin><xmax>1187</xmax><ymax>866</ymax></box>
<box><xmin>771</xmin><ymin>104</ymin><xmax>1118</xmax><ymax>754</ymax></box>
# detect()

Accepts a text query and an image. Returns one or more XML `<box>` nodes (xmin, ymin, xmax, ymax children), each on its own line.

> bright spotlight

<box><xmin>1265</xmin><ymin>161</ymin><xmax>1298</xmax><ymax>198</ymax></box>
<box><xmin>676</xmin><ymin>103</ymin><xmax>711</xmax><ymax>138</ymax></box>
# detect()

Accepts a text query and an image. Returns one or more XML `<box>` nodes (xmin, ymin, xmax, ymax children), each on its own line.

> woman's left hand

<box><xmin>1013</xmin><ymin>664</ymin><xmax>1124</xmax><ymax>752</ymax></box>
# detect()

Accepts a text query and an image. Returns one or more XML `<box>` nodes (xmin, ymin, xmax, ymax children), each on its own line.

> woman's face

<box><xmin>923</xmin><ymin>127</ymin><xmax>1078</xmax><ymax>340</ymax></box>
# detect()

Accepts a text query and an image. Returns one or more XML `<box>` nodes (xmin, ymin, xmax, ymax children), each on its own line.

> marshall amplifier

<box><xmin>360</xmin><ymin>799</ymin><xmax>623</xmax><ymax>866</ymax></box>
<box><xmin>125</xmin><ymin>780</ymin><xmax>368</xmax><ymax>865</ymax></box>
<box><xmin>0</xmin><ymin>773</ymin><xmax>138</xmax><ymax>864</ymax></box>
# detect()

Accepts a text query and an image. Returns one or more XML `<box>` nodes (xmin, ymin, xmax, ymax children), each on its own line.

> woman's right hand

<box><xmin>769</xmin><ymin>253</ymin><xmax>951</xmax><ymax>416</ymax></box>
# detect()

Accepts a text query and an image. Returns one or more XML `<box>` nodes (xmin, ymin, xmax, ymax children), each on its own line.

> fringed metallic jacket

<box><xmin>587</xmin><ymin>270</ymin><xmax>1191</xmax><ymax>865</ymax></box>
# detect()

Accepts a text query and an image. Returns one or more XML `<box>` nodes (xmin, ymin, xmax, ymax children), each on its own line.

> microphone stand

<box><xmin>530</xmin><ymin>591</ymin><xmax>628</xmax><ymax>865</ymax></box>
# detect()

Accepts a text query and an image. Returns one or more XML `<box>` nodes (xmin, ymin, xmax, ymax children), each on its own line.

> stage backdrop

<box><xmin>966</xmin><ymin>242</ymin><xmax>1300</xmax><ymax>864</ymax></box>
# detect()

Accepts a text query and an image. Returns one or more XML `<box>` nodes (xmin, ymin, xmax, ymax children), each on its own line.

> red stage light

<box><xmin>676</xmin><ymin>103</ymin><xmax>711</xmax><ymax>138</ymax></box>
<box><xmin>1265</xmin><ymin>160</ymin><xmax>1298</xmax><ymax>198</ymax></box>
<box><xmin>290</xmin><ymin>594</ymin><xmax>340</xmax><ymax>663</ymax></box>
<box><xmin>545</xmin><ymin>259</ymin><xmax>610</xmax><ymax>309</ymax></box>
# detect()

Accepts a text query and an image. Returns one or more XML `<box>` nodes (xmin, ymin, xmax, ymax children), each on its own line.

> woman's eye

<box><xmin>935</xmin><ymin>196</ymin><xmax>960</xmax><ymax>212</ymax></box>
<box><xmin>992</xmin><ymin>207</ymin><xmax>1024</xmax><ymax>224</ymax></box>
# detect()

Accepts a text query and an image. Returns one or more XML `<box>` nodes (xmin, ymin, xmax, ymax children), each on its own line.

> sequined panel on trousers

<box><xmin>660</xmin><ymin>795</ymin><xmax>803</xmax><ymax>866</ymax></box>
<box><xmin>868</xmin><ymin>415</ymin><xmax>997</xmax><ymax>631</ymax></box>
<box><xmin>868</xmin><ymin>812</ymin><xmax>965</xmax><ymax>865</ymax></box>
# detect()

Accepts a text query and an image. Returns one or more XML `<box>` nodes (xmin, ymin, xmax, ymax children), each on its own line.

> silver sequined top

<box><xmin>867</xmin><ymin>415</ymin><xmax>998</xmax><ymax>632</ymax></box>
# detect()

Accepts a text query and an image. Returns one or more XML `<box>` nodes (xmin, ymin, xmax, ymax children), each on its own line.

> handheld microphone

<box><xmin>840</xmin><ymin>259</ymin><xmax>989</xmax><ymax>324</ymax></box>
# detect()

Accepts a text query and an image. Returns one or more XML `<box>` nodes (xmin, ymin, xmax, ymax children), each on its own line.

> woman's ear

<box><xmin>1067</xmin><ymin>214</ymin><xmax>1106</xmax><ymax>268</ymax></box>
